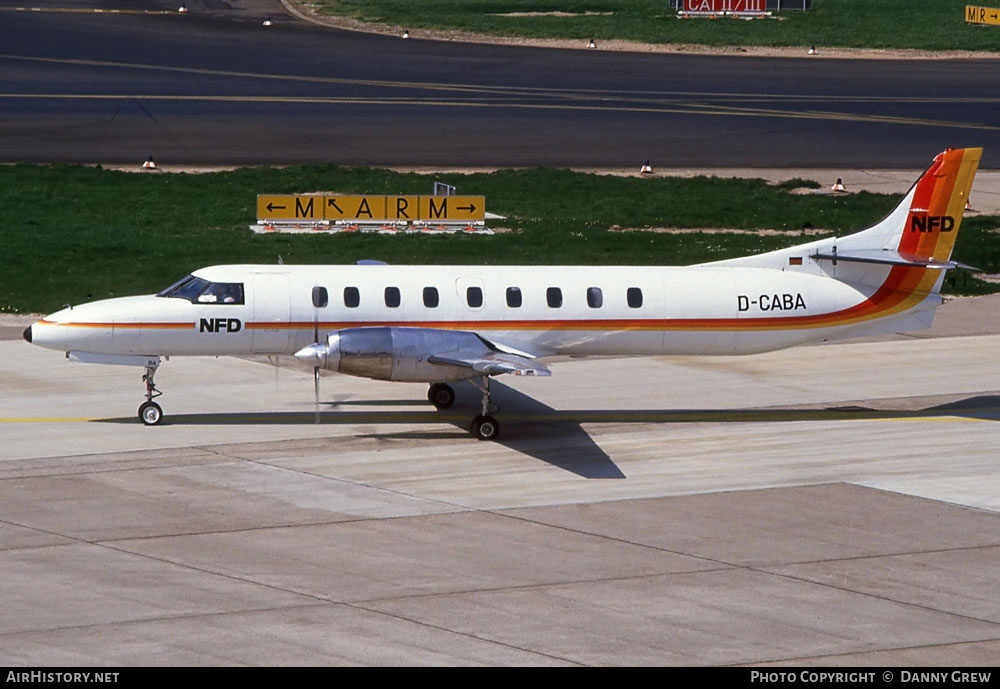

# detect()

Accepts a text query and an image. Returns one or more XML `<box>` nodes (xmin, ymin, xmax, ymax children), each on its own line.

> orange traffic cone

<box><xmin>831</xmin><ymin>177</ymin><xmax>846</xmax><ymax>192</ymax></box>
<box><xmin>640</xmin><ymin>160</ymin><xmax>653</xmax><ymax>174</ymax></box>
<box><xmin>142</xmin><ymin>156</ymin><xmax>157</xmax><ymax>170</ymax></box>
<box><xmin>965</xmin><ymin>198</ymin><xmax>977</xmax><ymax>213</ymax></box>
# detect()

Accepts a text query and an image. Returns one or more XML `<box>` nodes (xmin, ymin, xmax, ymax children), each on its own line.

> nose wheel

<box><xmin>138</xmin><ymin>361</ymin><xmax>164</xmax><ymax>425</ymax></box>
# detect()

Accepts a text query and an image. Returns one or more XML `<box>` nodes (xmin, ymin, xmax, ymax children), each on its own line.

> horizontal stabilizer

<box><xmin>810</xmin><ymin>248</ymin><xmax>978</xmax><ymax>271</ymax></box>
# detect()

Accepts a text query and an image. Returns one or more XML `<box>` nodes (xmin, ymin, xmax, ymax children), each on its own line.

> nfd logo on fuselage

<box><xmin>199</xmin><ymin>318</ymin><xmax>242</xmax><ymax>333</ymax></box>
<box><xmin>910</xmin><ymin>215</ymin><xmax>955</xmax><ymax>232</ymax></box>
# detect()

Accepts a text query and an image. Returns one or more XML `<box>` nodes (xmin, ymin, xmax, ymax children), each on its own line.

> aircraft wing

<box><xmin>428</xmin><ymin>351</ymin><xmax>551</xmax><ymax>377</ymax></box>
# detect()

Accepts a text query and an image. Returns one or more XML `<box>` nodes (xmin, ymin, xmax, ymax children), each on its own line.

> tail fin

<box><xmin>709</xmin><ymin>148</ymin><xmax>983</xmax><ymax>278</ymax></box>
<box><xmin>898</xmin><ymin>146</ymin><xmax>981</xmax><ymax>265</ymax></box>
<box><xmin>815</xmin><ymin>147</ymin><xmax>982</xmax><ymax>269</ymax></box>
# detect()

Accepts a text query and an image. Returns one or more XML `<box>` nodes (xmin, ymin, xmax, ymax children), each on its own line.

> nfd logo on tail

<box><xmin>909</xmin><ymin>215</ymin><xmax>955</xmax><ymax>233</ymax></box>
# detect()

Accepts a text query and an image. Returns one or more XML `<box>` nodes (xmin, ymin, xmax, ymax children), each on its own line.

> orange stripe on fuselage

<box><xmin>38</xmin><ymin>320</ymin><xmax>191</xmax><ymax>329</ymax></box>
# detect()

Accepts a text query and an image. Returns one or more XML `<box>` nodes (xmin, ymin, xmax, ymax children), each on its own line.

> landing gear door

<box><xmin>251</xmin><ymin>272</ymin><xmax>291</xmax><ymax>354</ymax></box>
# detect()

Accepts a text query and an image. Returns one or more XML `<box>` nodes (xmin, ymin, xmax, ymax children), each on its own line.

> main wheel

<box><xmin>428</xmin><ymin>382</ymin><xmax>456</xmax><ymax>409</ymax></box>
<box><xmin>138</xmin><ymin>401</ymin><xmax>163</xmax><ymax>426</ymax></box>
<box><xmin>471</xmin><ymin>414</ymin><xmax>500</xmax><ymax>441</ymax></box>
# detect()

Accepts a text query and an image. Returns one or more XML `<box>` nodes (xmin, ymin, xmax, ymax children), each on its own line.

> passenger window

<box><xmin>344</xmin><ymin>286</ymin><xmax>360</xmax><ymax>308</ymax></box>
<box><xmin>384</xmin><ymin>286</ymin><xmax>401</xmax><ymax>308</ymax></box>
<box><xmin>587</xmin><ymin>287</ymin><xmax>603</xmax><ymax>308</ymax></box>
<box><xmin>312</xmin><ymin>286</ymin><xmax>328</xmax><ymax>309</ymax></box>
<box><xmin>506</xmin><ymin>287</ymin><xmax>522</xmax><ymax>308</ymax></box>
<box><xmin>467</xmin><ymin>286</ymin><xmax>483</xmax><ymax>308</ymax></box>
<box><xmin>627</xmin><ymin>287</ymin><xmax>643</xmax><ymax>308</ymax></box>
<box><xmin>547</xmin><ymin>287</ymin><xmax>562</xmax><ymax>308</ymax></box>
<box><xmin>423</xmin><ymin>287</ymin><xmax>439</xmax><ymax>308</ymax></box>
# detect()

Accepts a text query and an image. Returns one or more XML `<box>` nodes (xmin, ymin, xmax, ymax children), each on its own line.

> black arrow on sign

<box><xmin>267</xmin><ymin>202</ymin><xmax>286</xmax><ymax>212</ymax></box>
<box><xmin>327</xmin><ymin>198</ymin><xmax>344</xmax><ymax>213</ymax></box>
<box><xmin>456</xmin><ymin>204</ymin><xmax>477</xmax><ymax>213</ymax></box>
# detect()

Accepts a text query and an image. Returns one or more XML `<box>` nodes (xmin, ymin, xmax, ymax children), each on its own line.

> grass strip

<box><xmin>304</xmin><ymin>0</ymin><xmax>1000</xmax><ymax>52</ymax></box>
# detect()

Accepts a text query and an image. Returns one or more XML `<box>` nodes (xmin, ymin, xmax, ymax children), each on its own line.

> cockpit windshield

<box><xmin>157</xmin><ymin>275</ymin><xmax>244</xmax><ymax>304</ymax></box>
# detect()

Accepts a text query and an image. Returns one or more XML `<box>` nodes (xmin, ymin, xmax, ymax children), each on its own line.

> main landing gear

<box><xmin>470</xmin><ymin>376</ymin><xmax>500</xmax><ymax>441</ymax></box>
<box><xmin>137</xmin><ymin>361</ymin><xmax>163</xmax><ymax>425</ymax></box>
<box><xmin>427</xmin><ymin>382</ymin><xmax>456</xmax><ymax>409</ymax></box>
<box><xmin>427</xmin><ymin>378</ymin><xmax>501</xmax><ymax>441</ymax></box>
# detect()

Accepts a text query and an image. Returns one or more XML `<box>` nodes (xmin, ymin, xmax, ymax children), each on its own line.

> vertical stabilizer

<box><xmin>835</xmin><ymin>147</ymin><xmax>982</xmax><ymax>265</ymax></box>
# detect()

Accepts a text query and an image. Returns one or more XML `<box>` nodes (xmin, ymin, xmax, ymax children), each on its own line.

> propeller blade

<box><xmin>314</xmin><ymin>366</ymin><xmax>320</xmax><ymax>424</ymax></box>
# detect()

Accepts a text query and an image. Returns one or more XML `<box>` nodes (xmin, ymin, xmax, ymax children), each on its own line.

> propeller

<box><xmin>313</xmin><ymin>311</ymin><xmax>320</xmax><ymax>424</ymax></box>
<box><xmin>309</xmin><ymin>286</ymin><xmax>328</xmax><ymax>424</ymax></box>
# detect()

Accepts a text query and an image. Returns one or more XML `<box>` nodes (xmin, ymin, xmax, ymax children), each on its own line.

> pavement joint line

<box><xmin>744</xmin><ymin>564</ymin><xmax>1000</xmax><ymax>632</ymax></box>
<box><xmin>2</xmin><ymin>523</ymin><xmax>588</xmax><ymax>664</ymax></box>
<box><xmin>860</xmin><ymin>483</ymin><xmax>1000</xmax><ymax>517</ymax></box>
<box><xmin>0</xmin><ymin>600</ymin><xmax>343</xmax><ymax>642</ymax></box>
<box><xmin>754</xmin><ymin>545</ymin><xmax>1000</xmax><ymax>572</ymax></box>
<box><xmin>337</xmin><ymin>600</ymin><xmax>587</xmax><ymax>666</ymax></box>
<box><xmin>347</xmin><ymin>566</ymin><xmax>738</xmax><ymax>608</ymax></box>
<box><xmin>201</xmin><ymin>446</ymin><xmax>480</xmax><ymax>515</ymax></box>
<box><xmin>0</xmin><ymin>455</ymin><xmax>234</xmax><ymax>482</ymax></box>
<box><xmin>724</xmin><ymin>637</ymin><xmax>1000</xmax><ymax>667</ymax></box>
<box><xmin>9</xmin><ymin>507</ymin><xmax>1000</xmax><ymax>644</ymax></box>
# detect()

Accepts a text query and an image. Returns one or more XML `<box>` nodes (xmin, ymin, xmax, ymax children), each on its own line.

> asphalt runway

<box><xmin>2</xmin><ymin>296</ymin><xmax>1000</xmax><ymax>665</ymax></box>
<box><xmin>1</xmin><ymin>0</ymin><xmax>999</xmax><ymax>167</ymax></box>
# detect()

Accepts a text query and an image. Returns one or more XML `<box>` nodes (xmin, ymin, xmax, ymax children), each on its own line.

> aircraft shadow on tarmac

<box><xmin>94</xmin><ymin>389</ymin><xmax>1000</xmax><ymax>480</ymax></box>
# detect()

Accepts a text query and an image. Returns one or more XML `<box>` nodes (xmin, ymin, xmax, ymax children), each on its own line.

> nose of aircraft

<box><xmin>23</xmin><ymin>325</ymin><xmax>32</xmax><ymax>343</ymax></box>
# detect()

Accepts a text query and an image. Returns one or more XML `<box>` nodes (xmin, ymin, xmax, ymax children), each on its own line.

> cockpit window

<box><xmin>157</xmin><ymin>275</ymin><xmax>244</xmax><ymax>304</ymax></box>
<box><xmin>196</xmin><ymin>282</ymin><xmax>244</xmax><ymax>304</ymax></box>
<box><xmin>157</xmin><ymin>275</ymin><xmax>198</xmax><ymax>297</ymax></box>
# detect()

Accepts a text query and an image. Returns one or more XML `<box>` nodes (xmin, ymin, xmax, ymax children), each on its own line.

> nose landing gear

<box><xmin>137</xmin><ymin>361</ymin><xmax>163</xmax><ymax>425</ymax></box>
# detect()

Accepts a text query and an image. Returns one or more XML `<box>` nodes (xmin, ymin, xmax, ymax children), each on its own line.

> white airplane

<box><xmin>24</xmin><ymin>147</ymin><xmax>982</xmax><ymax>440</ymax></box>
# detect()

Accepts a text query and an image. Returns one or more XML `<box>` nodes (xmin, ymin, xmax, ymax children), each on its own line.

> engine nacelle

<box><xmin>294</xmin><ymin>326</ymin><xmax>491</xmax><ymax>382</ymax></box>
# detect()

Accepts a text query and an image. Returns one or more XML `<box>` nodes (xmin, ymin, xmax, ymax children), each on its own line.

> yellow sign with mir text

<box><xmin>257</xmin><ymin>194</ymin><xmax>486</xmax><ymax>222</ymax></box>
<box><xmin>966</xmin><ymin>5</ymin><xmax>1000</xmax><ymax>24</ymax></box>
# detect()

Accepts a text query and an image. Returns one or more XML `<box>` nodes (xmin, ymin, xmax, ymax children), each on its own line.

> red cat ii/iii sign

<box><xmin>683</xmin><ymin>0</ymin><xmax>765</xmax><ymax>11</ymax></box>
